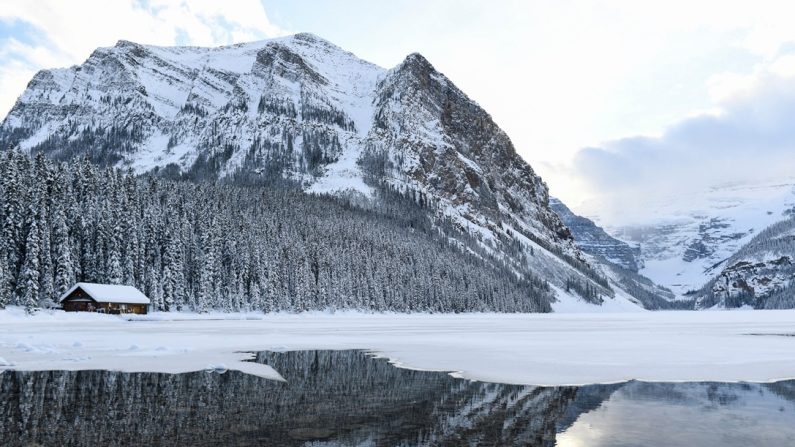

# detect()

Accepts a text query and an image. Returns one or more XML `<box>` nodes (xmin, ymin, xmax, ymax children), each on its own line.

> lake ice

<box><xmin>1</xmin><ymin>308</ymin><xmax>794</xmax><ymax>386</ymax></box>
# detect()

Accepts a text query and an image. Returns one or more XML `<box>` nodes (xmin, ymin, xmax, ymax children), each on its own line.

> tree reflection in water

<box><xmin>1</xmin><ymin>350</ymin><xmax>794</xmax><ymax>447</ymax></box>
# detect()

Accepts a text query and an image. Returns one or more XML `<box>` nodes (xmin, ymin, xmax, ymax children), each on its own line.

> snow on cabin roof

<box><xmin>58</xmin><ymin>283</ymin><xmax>151</xmax><ymax>304</ymax></box>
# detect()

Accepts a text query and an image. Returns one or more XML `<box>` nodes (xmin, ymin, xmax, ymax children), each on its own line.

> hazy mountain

<box><xmin>550</xmin><ymin>198</ymin><xmax>679</xmax><ymax>309</ymax></box>
<box><xmin>549</xmin><ymin>198</ymin><xmax>640</xmax><ymax>271</ymax></box>
<box><xmin>580</xmin><ymin>178</ymin><xmax>795</xmax><ymax>302</ymax></box>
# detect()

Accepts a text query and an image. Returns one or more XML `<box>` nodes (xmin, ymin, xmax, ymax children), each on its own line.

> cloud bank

<box><xmin>571</xmin><ymin>53</ymin><xmax>795</xmax><ymax>223</ymax></box>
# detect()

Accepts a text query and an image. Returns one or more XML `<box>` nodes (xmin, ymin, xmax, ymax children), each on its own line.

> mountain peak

<box><xmin>399</xmin><ymin>52</ymin><xmax>436</xmax><ymax>74</ymax></box>
<box><xmin>289</xmin><ymin>32</ymin><xmax>327</xmax><ymax>44</ymax></box>
<box><xmin>114</xmin><ymin>39</ymin><xmax>139</xmax><ymax>48</ymax></box>
<box><xmin>404</xmin><ymin>52</ymin><xmax>431</xmax><ymax>64</ymax></box>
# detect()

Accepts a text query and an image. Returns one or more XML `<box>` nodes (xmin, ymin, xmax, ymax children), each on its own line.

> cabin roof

<box><xmin>58</xmin><ymin>282</ymin><xmax>151</xmax><ymax>304</ymax></box>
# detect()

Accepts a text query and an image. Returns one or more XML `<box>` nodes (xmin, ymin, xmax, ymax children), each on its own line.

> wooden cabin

<box><xmin>59</xmin><ymin>283</ymin><xmax>151</xmax><ymax>315</ymax></box>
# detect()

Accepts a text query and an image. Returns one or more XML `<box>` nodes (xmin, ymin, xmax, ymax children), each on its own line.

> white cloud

<box><xmin>0</xmin><ymin>0</ymin><xmax>286</xmax><ymax>116</ymax></box>
<box><xmin>568</xmin><ymin>52</ymin><xmax>795</xmax><ymax>224</ymax></box>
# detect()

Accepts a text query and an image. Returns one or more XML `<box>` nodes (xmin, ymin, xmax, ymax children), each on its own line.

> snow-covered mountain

<box><xmin>580</xmin><ymin>178</ymin><xmax>795</xmax><ymax>300</ymax></box>
<box><xmin>0</xmin><ymin>33</ymin><xmax>642</xmax><ymax>309</ymax></box>
<box><xmin>0</xmin><ymin>33</ymin><xmax>569</xmax><ymax>252</ymax></box>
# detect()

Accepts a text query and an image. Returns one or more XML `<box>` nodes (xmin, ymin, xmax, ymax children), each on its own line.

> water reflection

<box><xmin>0</xmin><ymin>350</ymin><xmax>793</xmax><ymax>446</ymax></box>
<box><xmin>556</xmin><ymin>381</ymin><xmax>795</xmax><ymax>447</ymax></box>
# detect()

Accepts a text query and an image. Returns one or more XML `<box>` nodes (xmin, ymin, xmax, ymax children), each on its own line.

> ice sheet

<box><xmin>1</xmin><ymin>308</ymin><xmax>793</xmax><ymax>386</ymax></box>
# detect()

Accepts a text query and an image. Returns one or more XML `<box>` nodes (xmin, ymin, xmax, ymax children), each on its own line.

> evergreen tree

<box><xmin>1</xmin><ymin>151</ymin><xmax>23</xmax><ymax>292</ymax></box>
<box><xmin>0</xmin><ymin>244</ymin><xmax>8</xmax><ymax>308</ymax></box>
<box><xmin>52</xmin><ymin>205</ymin><xmax>75</xmax><ymax>297</ymax></box>
<box><xmin>107</xmin><ymin>237</ymin><xmax>123</xmax><ymax>285</ymax></box>
<box><xmin>18</xmin><ymin>211</ymin><xmax>41</xmax><ymax>312</ymax></box>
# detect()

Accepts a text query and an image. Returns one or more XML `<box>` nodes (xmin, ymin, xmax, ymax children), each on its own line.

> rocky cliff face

<box><xmin>0</xmin><ymin>33</ymin><xmax>625</xmax><ymax>304</ymax></box>
<box><xmin>694</xmin><ymin>217</ymin><xmax>795</xmax><ymax>309</ymax></box>
<box><xmin>550</xmin><ymin>198</ymin><xmax>640</xmax><ymax>271</ymax></box>
<box><xmin>368</xmin><ymin>53</ymin><xmax>574</xmax><ymax>252</ymax></box>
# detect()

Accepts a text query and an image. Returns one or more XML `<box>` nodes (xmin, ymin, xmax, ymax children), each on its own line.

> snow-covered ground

<box><xmin>1</xmin><ymin>308</ymin><xmax>794</xmax><ymax>386</ymax></box>
<box><xmin>550</xmin><ymin>284</ymin><xmax>645</xmax><ymax>313</ymax></box>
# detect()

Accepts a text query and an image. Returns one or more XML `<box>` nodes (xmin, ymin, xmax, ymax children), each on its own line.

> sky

<box><xmin>2</xmin><ymin>0</ymin><xmax>795</xmax><ymax>223</ymax></box>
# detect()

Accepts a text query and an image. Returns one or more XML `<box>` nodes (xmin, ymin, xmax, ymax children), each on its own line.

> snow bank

<box><xmin>550</xmin><ymin>285</ymin><xmax>645</xmax><ymax>313</ymax></box>
<box><xmin>1</xmin><ymin>309</ymin><xmax>794</xmax><ymax>386</ymax></box>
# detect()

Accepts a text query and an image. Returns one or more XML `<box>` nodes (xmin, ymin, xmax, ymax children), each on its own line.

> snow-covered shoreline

<box><xmin>1</xmin><ymin>308</ymin><xmax>794</xmax><ymax>386</ymax></box>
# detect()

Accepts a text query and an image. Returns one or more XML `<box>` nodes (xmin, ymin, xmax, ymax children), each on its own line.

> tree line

<box><xmin>0</xmin><ymin>150</ymin><xmax>554</xmax><ymax>313</ymax></box>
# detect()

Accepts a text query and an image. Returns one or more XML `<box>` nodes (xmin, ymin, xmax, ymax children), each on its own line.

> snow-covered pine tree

<box><xmin>195</xmin><ymin>225</ymin><xmax>216</xmax><ymax>313</ymax></box>
<box><xmin>1</xmin><ymin>151</ymin><xmax>24</xmax><ymax>293</ymax></box>
<box><xmin>264</xmin><ymin>260</ymin><xmax>279</xmax><ymax>313</ymax></box>
<box><xmin>37</xmin><ymin>202</ymin><xmax>54</xmax><ymax>305</ymax></box>
<box><xmin>107</xmin><ymin>235</ymin><xmax>123</xmax><ymax>285</ymax></box>
<box><xmin>0</xmin><ymin>244</ymin><xmax>8</xmax><ymax>308</ymax></box>
<box><xmin>146</xmin><ymin>264</ymin><xmax>162</xmax><ymax>311</ymax></box>
<box><xmin>52</xmin><ymin>204</ymin><xmax>75</xmax><ymax>297</ymax></box>
<box><xmin>161</xmin><ymin>227</ymin><xmax>179</xmax><ymax>312</ymax></box>
<box><xmin>32</xmin><ymin>153</ymin><xmax>55</xmax><ymax>304</ymax></box>
<box><xmin>18</xmin><ymin>208</ymin><xmax>41</xmax><ymax>312</ymax></box>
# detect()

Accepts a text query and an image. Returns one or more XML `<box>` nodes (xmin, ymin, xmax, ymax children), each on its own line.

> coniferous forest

<box><xmin>0</xmin><ymin>151</ymin><xmax>553</xmax><ymax>313</ymax></box>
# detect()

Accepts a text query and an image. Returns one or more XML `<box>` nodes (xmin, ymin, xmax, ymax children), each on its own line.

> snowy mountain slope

<box><xmin>583</xmin><ymin>178</ymin><xmax>795</xmax><ymax>299</ymax></box>
<box><xmin>550</xmin><ymin>197</ymin><xmax>640</xmax><ymax>271</ymax></box>
<box><xmin>1</xmin><ymin>33</ymin><xmax>646</xmax><ymax>308</ymax></box>
<box><xmin>549</xmin><ymin>198</ymin><xmax>679</xmax><ymax>309</ymax></box>
<box><xmin>693</xmin><ymin>216</ymin><xmax>795</xmax><ymax>309</ymax></box>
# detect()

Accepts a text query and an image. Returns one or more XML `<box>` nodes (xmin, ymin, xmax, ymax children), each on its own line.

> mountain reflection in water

<box><xmin>1</xmin><ymin>350</ymin><xmax>793</xmax><ymax>446</ymax></box>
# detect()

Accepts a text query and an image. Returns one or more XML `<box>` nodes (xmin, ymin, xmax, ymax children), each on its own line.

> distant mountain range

<box><xmin>579</xmin><ymin>179</ymin><xmax>795</xmax><ymax>308</ymax></box>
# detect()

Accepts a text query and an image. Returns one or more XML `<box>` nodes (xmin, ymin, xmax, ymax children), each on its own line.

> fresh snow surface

<box><xmin>305</xmin><ymin>140</ymin><xmax>373</xmax><ymax>197</ymax></box>
<box><xmin>1</xmin><ymin>308</ymin><xmax>794</xmax><ymax>386</ymax></box>
<box><xmin>550</xmin><ymin>285</ymin><xmax>645</xmax><ymax>313</ymax></box>
<box><xmin>58</xmin><ymin>283</ymin><xmax>151</xmax><ymax>304</ymax></box>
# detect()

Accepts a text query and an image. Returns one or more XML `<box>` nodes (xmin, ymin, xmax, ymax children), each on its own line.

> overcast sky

<box><xmin>2</xmin><ymin>0</ymin><xmax>795</xmax><ymax>221</ymax></box>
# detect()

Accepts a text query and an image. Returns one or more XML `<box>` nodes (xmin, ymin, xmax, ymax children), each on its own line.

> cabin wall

<box><xmin>95</xmin><ymin>302</ymin><xmax>148</xmax><ymax>315</ymax></box>
<box><xmin>61</xmin><ymin>289</ymin><xmax>97</xmax><ymax>312</ymax></box>
<box><xmin>62</xmin><ymin>301</ymin><xmax>97</xmax><ymax>312</ymax></box>
<box><xmin>62</xmin><ymin>301</ymin><xmax>148</xmax><ymax>315</ymax></box>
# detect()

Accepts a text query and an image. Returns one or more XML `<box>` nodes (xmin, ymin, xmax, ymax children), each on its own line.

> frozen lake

<box><xmin>1</xmin><ymin>309</ymin><xmax>795</xmax><ymax>385</ymax></box>
<box><xmin>2</xmin><ymin>310</ymin><xmax>795</xmax><ymax>445</ymax></box>
<box><xmin>2</xmin><ymin>350</ymin><xmax>794</xmax><ymax>446</ymax></box>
